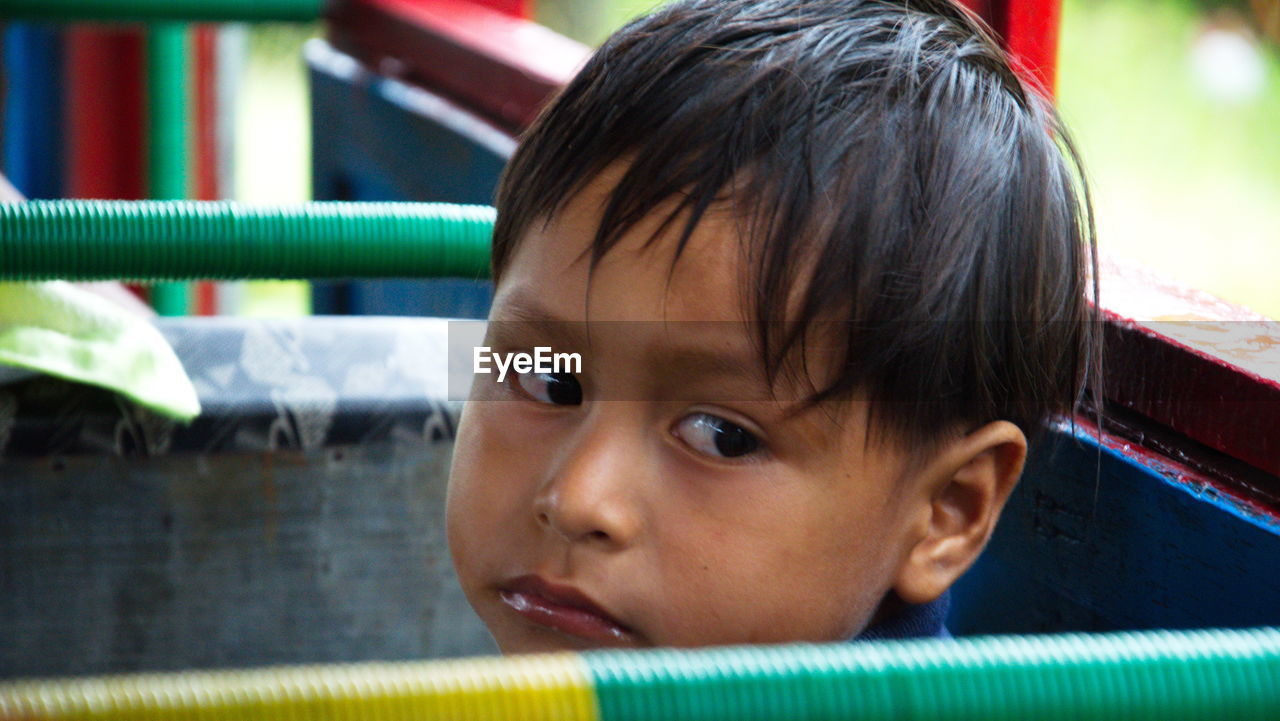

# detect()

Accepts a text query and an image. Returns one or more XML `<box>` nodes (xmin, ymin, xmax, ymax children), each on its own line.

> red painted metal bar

<box><xmin>194</xmin><ymin>24</ymin><xmax>220</xmax><ymax>315</ymax></box>
<box><xmin>65</xmin><ymin>27</ymin><xmax>151</xmax><ymax>306</ymax></box>
<box><xmin>462</xmin><ymin>0</ymin><xmax>527</xmax><ymax>18</ymax></box>
<box><xmin>1001</xmin><ymin>0</ymin><xmax>1061</xmax><ymax>96</ymax></box>
<box><xmin>956</xmin><ymin>0</ymin><xmax>1060</xmax><ymax>97</ymax></box>
<box><xmin>64</xmin><ymin>28</ymin><xmax>147</xmax><ymax>200</ymax></box>
<box><xmin>326</xmin><ymin>0</ymin><xmax>588</xmax><ymax>132</ymax></box>
<box><xmin>194</xmin><ymin>26</ymin><xmax>219</xmax><ymax>204</ymax></box>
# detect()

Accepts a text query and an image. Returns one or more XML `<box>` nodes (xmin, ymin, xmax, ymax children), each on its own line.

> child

<box><xmin>447</xmin><ymin>0</ymin><xmax>1096</xmax><ymax>653</ymax></box>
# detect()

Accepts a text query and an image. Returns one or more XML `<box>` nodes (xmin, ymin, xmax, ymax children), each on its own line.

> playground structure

<box><xmin>1</xmin><ymin>0</ymin><xmax>1279</xmax><ymax>717</ymax></box>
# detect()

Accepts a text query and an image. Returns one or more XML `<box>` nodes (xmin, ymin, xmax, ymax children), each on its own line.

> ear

<box><xmin>892</xmin><ymin>420</ymin><xmax>1027</xmax><ymax>605</ymax></box>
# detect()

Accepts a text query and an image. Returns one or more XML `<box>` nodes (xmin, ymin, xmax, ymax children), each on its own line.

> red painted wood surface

<box><xmin>1098</xmin><ymin>258</ymin><xmax>1280</xmax><ymax>480</ymax></box>
<box><xmin>64</xmin><ymin>28</ymin><xmax>147</xmax><ymax>200</ymax></box>
<box><xmin>326</xmin><ymin>0</ymin><xmax>588</xmax><ymax>131</ymax></box>
<box><xmin>1078</xmin><ymin>413</ymin><xmax>1280</xmax><ymax>532</ymax></box>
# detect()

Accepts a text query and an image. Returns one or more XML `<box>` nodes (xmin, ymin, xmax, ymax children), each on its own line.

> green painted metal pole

<box><xmin>147</xmin><ymin>23</ymin><xmax>191</xmax><ymax>315</ymax></box>
<box><xmin>0</xmin><ymin>200</ymin><xmax>496</xmax><ymax>280</ymax></box>
<box><xmin>0</xmin><ymin>0</ymin><xmax>324</xmax><ymax>22</ymax></box>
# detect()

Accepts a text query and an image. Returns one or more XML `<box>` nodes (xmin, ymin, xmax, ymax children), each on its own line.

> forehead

<box><xmin>498</xmin><ymin>165</ymin><xmax>751</xmax><ymax>325</ymax></box>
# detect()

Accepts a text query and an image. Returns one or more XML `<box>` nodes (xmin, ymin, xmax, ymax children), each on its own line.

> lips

<box><xmin>498</xmin><ymin>574</ymin><xmax>637</xmax><ymax>645</ymax></box>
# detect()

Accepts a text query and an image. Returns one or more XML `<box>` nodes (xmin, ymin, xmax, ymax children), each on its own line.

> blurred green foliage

<box><xmin>1058</xmin><ymin>0</ymin><xmax>1279</xmax><ymax>317</ymax></box>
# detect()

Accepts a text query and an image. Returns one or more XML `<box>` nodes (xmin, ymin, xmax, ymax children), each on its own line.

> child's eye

<box><xmin>672</xmin><ymin>413</ymin><xmax>762</xmax><ymax>459</ymax></box>
<box><xmin>515</xmin><ymin>372</ymin><xmax>583</xmax><ymax>406</ymax></box>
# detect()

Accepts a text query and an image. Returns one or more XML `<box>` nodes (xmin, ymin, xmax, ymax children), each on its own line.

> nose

<box><xmin>533</xmin><ymin>412</ymin><xmax>642</xmax><ymax>548</ymax></box>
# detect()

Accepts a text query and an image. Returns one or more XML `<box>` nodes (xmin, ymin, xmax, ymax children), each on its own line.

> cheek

<box><xmin>446</xmin><ymin>404</ymin><xmax>531</xmax><ymax>575</ymax></box>
<box><xmin>647</xmin><ymin>487</ymin><xmax>892</xmax><ymax>644</ymax></box>
<box><xmin>449</xmin><ymin>401</ymin><xmax>528</xmax><ymax>498</ymax></box>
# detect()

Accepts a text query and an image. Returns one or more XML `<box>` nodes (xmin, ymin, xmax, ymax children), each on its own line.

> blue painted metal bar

<box><xmin>2</xmin><ymin>24</ymin><xmax>65</xmax><ymax>199</ymax></box>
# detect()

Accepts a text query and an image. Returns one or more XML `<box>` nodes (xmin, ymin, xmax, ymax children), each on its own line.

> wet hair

<box><xmin>491</xmin><ymin>0</ymin><xmax>1099</xmax><ymax>448</ymax></box>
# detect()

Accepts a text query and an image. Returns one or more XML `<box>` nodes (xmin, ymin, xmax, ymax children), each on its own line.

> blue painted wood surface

<box><xmin>307</xmin><ymin>40</ymin><xmax>501</xmax><ymax>318</ymax></box>
<box><xmin>950</xmin><ymin>422</ymin><xmax>1280</xmax><ymax>634</ymax></box>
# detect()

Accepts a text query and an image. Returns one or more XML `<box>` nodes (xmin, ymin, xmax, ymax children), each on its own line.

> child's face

<box><xmin>447</xmin><ymin>170</ymin><xmax>933</xmax><ymax>653</ymax></box>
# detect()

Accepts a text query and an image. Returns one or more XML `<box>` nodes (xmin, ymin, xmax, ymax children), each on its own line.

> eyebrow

<box><xmin>490</xmin><ymin>288</ymin><xmax>567</xmax><ymax>323</ymax></box>
<box><xmin>490</xmin><ymin>289</ymin><xmax>564</xmax><ymax>323</ymax></box>
<box><xmin>491</xmin><ymin>288</ymin><xmax>774</xmax><ymax>394</ymax></box>
<box><xmin>488</xmin><ymin>290</ymin><xmax>590</xmax><ymax>348</ymax></box>
<box><xmin>663</xmin><ymin>345</ymin><xmax>764</xmax><ymax>386</ymax></box>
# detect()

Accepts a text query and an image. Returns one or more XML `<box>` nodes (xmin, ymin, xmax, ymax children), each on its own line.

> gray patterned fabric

<box><xmin>1</xmin><ymin>317</ymin><xmax>496</xmax><ymax>679</ymax></box>
<box><xmin>1</xmin><ymin>316</ymin><xmax>459</xmax><ymax>458</ymax></box>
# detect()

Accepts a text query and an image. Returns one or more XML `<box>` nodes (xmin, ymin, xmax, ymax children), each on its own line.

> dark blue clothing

<box><xmin>854</xmin><ymin>590</ymin><xmax>951</xmax><ymax>641</ymax></box>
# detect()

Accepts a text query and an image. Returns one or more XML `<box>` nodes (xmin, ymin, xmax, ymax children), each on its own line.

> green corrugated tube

<box><xmin>147</xmin><ymin>22</ymin><xmax>191</xmax><ymax>316</ymax></box>
<box><xmin>0</xmin><ymin>200</ymin><xmax>495</xmax><ymax>281</ymax></box>
<box><xmin>0</xmin><ymin>628</ymin><xmax>1277</xmax><ymax>720</ymax></box>
<box><xmin>0</xmin><ymin>0</ymin><xmax>324</xmax><ymax>22</ymax></box>
<box><xmin>587</xmin><ymin>627</ymin><xmax>1280</xmax><ymax>721</ymax></box>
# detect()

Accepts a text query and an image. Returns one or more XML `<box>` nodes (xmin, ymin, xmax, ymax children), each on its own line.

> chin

<box><xmin>493</xmin><ymin>627</ymin><xmax>595</xmax><ymax>655</ymax></box>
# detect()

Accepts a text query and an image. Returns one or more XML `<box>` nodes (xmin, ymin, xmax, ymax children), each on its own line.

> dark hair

<box><xmin>492</xmin><ymin>0</ymin><xmax>1099</xmax><ymax>448</ymax></box>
